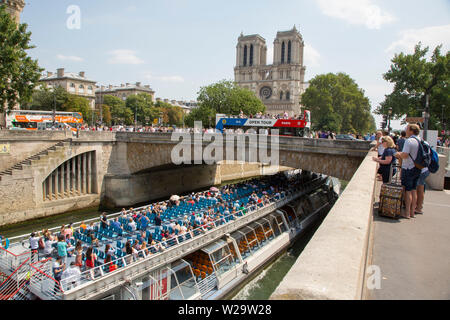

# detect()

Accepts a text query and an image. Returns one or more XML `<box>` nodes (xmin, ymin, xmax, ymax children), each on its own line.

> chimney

<box><xmin>57</xmin><ymin>68</ymin><xmax>64</xmax><ymax>78</ymax></box>
<box><xmin>136</xmin><ymin>82</ymin><xmax>141</xmax><ymax>87</ymax></box>
<box><xmin>47</xmin><ymin>71</ymin><xmax>53</xmax><ymax>77</ymax></box>
<box><xmin>79</xmin><ymin>71</ymin><xmax>85</xmax><ymax>78</ymax></box>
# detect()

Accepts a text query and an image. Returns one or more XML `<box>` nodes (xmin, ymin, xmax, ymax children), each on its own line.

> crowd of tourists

<box><xmin>371</xmin><ymin>124</ymin><xmax>439</xmax><ymax>219</ymax></box>
<box><xmin>23</xmin><ymin>172</ymin><xmax>314</xmax><ymax>290</ymax></box>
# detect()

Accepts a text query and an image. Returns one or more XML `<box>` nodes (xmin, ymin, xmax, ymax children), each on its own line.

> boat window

<box><xmin>202</xmin><ymin>240</ymin><xmax>235</xmax><ymax>276</ymax></box>
<box><xmin>144</xmin><ymin>260</ymin><xmax>199</xmax><ymax>300</ymax></box>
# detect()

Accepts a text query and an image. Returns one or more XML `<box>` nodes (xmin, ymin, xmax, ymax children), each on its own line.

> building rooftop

<box><xmin>96</xmin><ymin>82</ymin><xmax>155</xmax><ymax>94</ymax></box>
<box><xmin>40</xmin><ymin>68</ymin><xmax>96</xmax><ymax>83</ymax></box>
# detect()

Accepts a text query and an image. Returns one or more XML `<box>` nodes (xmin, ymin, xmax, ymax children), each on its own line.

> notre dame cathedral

<box><xmin>234</xmin><ymin>26</ymin><xmax>308</xmax><ymax>117</ymax></box>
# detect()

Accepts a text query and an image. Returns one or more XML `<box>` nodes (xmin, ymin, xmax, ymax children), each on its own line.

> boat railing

<box><xmin>0</xmin><ymin>246</ymin><xmax>32</xmax><ymax>275</ymax></box>
<box><xmin>197</xmin><ymin>272</ymin><xmax>218</xmax><ymax>298</ymax></box>
<box><xmin>0</xmin><ymin>256</ymin><xmax>31</xmax><ymax>300</ymax></box>
<box><xmin>28</xmin><ymin>258</ymin><xmax>63</xmax><ymax>300</ymax></box>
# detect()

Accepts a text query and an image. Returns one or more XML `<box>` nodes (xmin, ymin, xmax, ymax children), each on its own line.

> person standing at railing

<box><xmin>52</xmin><ymin>256</ymin><xmax>65</xmax><ymax>293</ymax></box>
<box><xmin>29</xmin><ymin>232</ymin><xmax>40</xmax><ymax>263</ymax></box>
<box><xmin>57</xmin><ymin>234</ymin><xmax>68</xmax><ymax>265</ymax></box>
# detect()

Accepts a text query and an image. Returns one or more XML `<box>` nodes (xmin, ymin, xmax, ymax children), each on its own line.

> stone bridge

<box><xmin>0</xmin><ymin>130</ymin><xmax>371</xmax><ymax>226</ymax></box>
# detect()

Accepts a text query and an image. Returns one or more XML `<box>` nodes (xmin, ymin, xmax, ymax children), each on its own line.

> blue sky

<box><xmin>21</xmin><ymin>0</ymin><xmax>450</xmax><ymax>130</ymax></box>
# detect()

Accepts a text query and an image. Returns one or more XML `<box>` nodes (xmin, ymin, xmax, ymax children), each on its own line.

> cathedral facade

<box><xmin>234</xmin><ymin>26</ymin><xmax>307</xmax><ymax>117</ymax></box>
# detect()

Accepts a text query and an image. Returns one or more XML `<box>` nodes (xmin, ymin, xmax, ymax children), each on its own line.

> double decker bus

<box><xmin>5</xmin><ymin>110</ymin><xmax>83</xmax><ymax>132</ymax></box>
<box><xmin>215</xmin><ymin>110</ymin><xmax>311</xmax><ymax>137</ymax></box>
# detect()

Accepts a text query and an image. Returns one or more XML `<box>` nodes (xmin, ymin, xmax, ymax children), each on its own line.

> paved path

<box><xmin>367</xmin><ymin>188</ymin><xmax>450</xmax><ymax>300</ymax></box>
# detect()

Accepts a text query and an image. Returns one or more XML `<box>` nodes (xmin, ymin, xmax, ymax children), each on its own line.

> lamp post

<box><xmin>423</xmin><ymin>93</ymin><xmax>430</xmax><ymax>141</ymax></box>
<box><xmin>388</xmin><ymin>107</ymin><xmax>392</xmax><ymax>134</ymax></box>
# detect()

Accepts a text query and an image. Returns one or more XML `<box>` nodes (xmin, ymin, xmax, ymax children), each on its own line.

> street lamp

<box><xmin>388</xmin><ymin>107</ymin><xmax>392</xmax><ymax>134</ymax></box>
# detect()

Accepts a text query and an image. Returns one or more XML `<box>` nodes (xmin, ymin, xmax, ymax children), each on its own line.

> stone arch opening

<box><xmin>42</xmin><ymin>151</ymin><xmax>97</xmax><ymax>201</ymax></box>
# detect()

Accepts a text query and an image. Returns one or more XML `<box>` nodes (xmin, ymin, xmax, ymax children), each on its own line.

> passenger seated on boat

<box><xmin>86</xmin><ymin>222</ymin><xmax>95</xmax><ymax>236</ymax></box>
<box><xmin>140</xmin><ymin>241</ymin><xmax>149</xmax><ymax>256</ymax></box>
<box><xmin>128</xmin><ymin>218</ymin><xmax>137</xmax><ymax>232</ymax></box>
<box><xmin>139</xmin><ymin>214</ymin><xmax>150</xmax><ymax>230</ymax></box>
<box><xmin>89</xmin><ymin>234</ymin><xmax>99</xmax><ymax>247</ymax></box>
<box><xmin>79</xmin><ymin>221</ymin><xmax>87</xmax><ymax>232</ymax></box>
<box><xmin>132</xmin><ymin>239</ymin><xmax>141</xmax><ymax>251</ymax></box>
<box><xmin>104</xmin><ymin>254</ymin><xmax>117</xmax><ymax>273</ymax></box>
<box><xmin>105</xmin><ymin>244</ymin><xmax>115</xmax><ymax>258</ymax></box>
<box><xmin>110</xmin><ymin>218</ymin><xmax>121</xmax><ymax>230</ymax></box>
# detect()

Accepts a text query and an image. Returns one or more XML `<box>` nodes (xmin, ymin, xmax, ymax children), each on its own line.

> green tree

<box><xmin>154</xmin><ymin>101</ymin><xmax>184</xmax><ymax>126</ymax></box>
<box><xmin>378</xmin><ymin>43</ymin><xmax>449</xmax><ymax>132</ymax></box>
<box><xmin>186</xmin><ymin>79</ymin><xmax>265</xmax><ymax>127</ymax></box>
<box><xmin>301</xmin><ymin>73</ymin><xmax>374</xmax><ymax>134</ymax></box>
<box><xmin>0</xmin><ymin>6</ymin><xmax>43</xmax><ymax>112</ymax></box>
<box><xmin>103</xmin><ymin>95</ymin><xmax>132</xmax><ymax>125</ymax></box>
<box><xmin>197</xmin><ymin>80</ymin><xmax>265</xmax><ymax>115</ymax></box>
<box><xmin>125</xmin><ymin>93</ymin><xmax>154</xmax><ymax>125</ymax></box>
<box><xmin>26</xmin><ymin>85</ymin><xmax>69</xmax><ymax>111</ymax></box>
<box><xmin>64</xmin><ymin>95</ymin><xmax>92</xmax><ymax>122</ymax></box>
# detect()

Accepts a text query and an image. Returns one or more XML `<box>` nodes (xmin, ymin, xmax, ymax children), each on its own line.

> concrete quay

<box><xmin>270</xmin><ymin>150</ymin><xmax>449</xmax><ymax>300</ymax></box>
<box><xmin>366</xmin><ymin>189</ymin><xmax>450</xmax><ymax>300</ymax></box>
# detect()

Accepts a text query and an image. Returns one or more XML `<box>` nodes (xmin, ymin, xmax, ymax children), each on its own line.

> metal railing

<box><xmin>197</xmin><ymin>273</ymin><xmax>218</xmax><ymax>297</ymax></box>
<box><xmin>28</xmin><ymin>258</ymin><xmax>63</xmax><ymax>300</ymax></box>
<box><xmin>0</xmin><ymin>257</ymin><xmax>31</xmax><ymax>300</ymax></box>
<box><xmin>0</xmin><ymin>246</ymin><xmax>31</xmax><ymax>275</ymax></box>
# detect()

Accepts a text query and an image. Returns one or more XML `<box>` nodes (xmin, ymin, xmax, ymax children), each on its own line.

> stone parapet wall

<box><xmin>270</xmin><ymin>149</ymin><xmax>378</xmax><ymax>300</ymax></box>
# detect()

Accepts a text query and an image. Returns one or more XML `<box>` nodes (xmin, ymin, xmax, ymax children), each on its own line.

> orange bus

<box><xmin>5</xmin><ymin>110</ymin><xmax>83</xmax><ymax>132</ymax></box>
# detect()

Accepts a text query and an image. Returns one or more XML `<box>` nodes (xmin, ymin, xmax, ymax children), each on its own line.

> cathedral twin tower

<box><xmin>234</xmin><ymin>26</ymin><xmax>307</xmax><ymax>117</ymax></box>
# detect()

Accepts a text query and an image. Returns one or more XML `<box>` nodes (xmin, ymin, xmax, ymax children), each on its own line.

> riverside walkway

<box><xmin>366</xmin><ymin>187</ymin><xmax>450</xmax><ymax>300</ymax></box>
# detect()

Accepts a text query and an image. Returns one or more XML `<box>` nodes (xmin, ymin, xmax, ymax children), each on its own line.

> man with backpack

<box><xmin>395</xmin><ymin>123</ymin><xmax>439</xmax><ymax>219</ymax></box>
<box><xmin>395</xmin><ymin>124</ymin><xmax>423</xmax><ymax>219</ymax></box>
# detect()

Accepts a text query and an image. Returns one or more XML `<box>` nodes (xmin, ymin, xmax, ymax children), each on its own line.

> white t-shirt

<box><xmin>402</xmin><ymin>135</ymin><xmax>420</xmax><ymax>170</ymax></box>
<box><xmin>377</xmin><ymin>137</ymin><xmax>385</xmax><ymax>156</ymax></box>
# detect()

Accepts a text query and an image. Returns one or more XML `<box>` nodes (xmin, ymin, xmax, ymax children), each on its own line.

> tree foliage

<box><xmin>377</xmin><ymin>43</ymin><xmax>449</xmax><ymax>131</ymax></box>
<box><xmin>0</xmin><ymin>6</ymin><xmax>43</xmax><ymax>112</ymax></box>
<box><xmin>301</xmin><ymin>73</ymin><xmax>375</xmax><ymax>134</ymax></box>
<box><xmin>185</xmin><ymin>80</ymin><xmax>265</xmax><ymax>127</ymax></box>
<box><xmin>26</xmin><ymin>85</ymin><xmax>93</xmax><ymax>121</ymax></box>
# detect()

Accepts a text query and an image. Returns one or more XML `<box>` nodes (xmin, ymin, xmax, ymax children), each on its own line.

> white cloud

<box><xmin>304</xmin><ymin>43</ymin><xmax>321</xmax><ymax>67</ymax></box>
<box><xmin>386</xmin><ymin>24</ymin><xmax>450</xmax><ymax>54</ymax></box>
<box><xmin>107</xmin><ymin>49</ymin><xmax>144</xmax><ymax>65</ymax></box>
<box><xmin>56</xmin><ymin>54</ymin><xmax>83</xmax><ymax>62</ymax></box>
<box><xmin>316</xmin><ymin>0</ymin><xmax>395</xmax><ymax>30</ymax></box>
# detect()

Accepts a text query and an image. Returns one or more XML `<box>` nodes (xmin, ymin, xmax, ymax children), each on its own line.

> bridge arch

<box><xmin>42</xmin><ymin>151</ymin><xmax>97</xmax><ymax>201</ymax></box>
